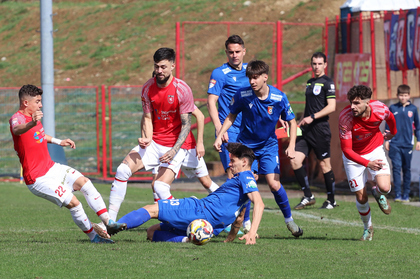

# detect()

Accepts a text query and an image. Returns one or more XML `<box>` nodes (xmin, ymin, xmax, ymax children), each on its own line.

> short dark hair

<box><xmin>19</xmin><ymin>84</ymin><xmax>43</xmax><ymax>101</ymax></box>
<box><xmin>225</xmin><ymin>35</ymin><xmax>244</xmax><ymax>49</ymax></box>
<box><xmin>226</xmin><ymin>142</ymin><xmax>255</xmax><ymax>167</ymax></box>
<box><xmin>311</xmin><ymin>52</ymin><xmax>327</xmax><ymax>63</ymax></box>
<box><xmin>347</xmin><ymin>85</ymin><xmax>372</xmax><ymax>101</ymax></box>
<box><xmin>153</xmin><ymin>47</ymin><xmax>175</xmax><ymax>63</ymax></box>
<box><xmin>246</xmin><ymin>60</ymin><xmax>269</xmax><ymax>78</ymax></box>
<box><xmin>397</xmin><ymin>84</ymin><xmax>410</xmax><ymax>95</ymax></box>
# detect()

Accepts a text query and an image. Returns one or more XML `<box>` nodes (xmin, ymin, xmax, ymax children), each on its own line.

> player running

<box><xmin>115</xmin><ymin>143</ymin><xmax>264</xmax><ymax>245</ymax></box>
<box><xmin>214</xmin><ymin>60</ymin><xmax>303</xmax><ymax>238</ymax></box>
<box><xmin>339</xmin><ymin>85</ymin><xmax>397</xmax><ymax>241</ymax></box>
<box><xmin>106</xmin><ymin>48</ymin><xmax>219</xmax><ymax>225</ymax></box>
<box><xmin>9</xmin><ymin>84</ymin><xmax>126</xmax><ymax>243</ymax></box>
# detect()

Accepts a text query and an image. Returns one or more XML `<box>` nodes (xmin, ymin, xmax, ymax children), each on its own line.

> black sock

<box><xmin>294</xmin><ymin>166</ymin><xmax>312</xmax><ymax>197</ymax></box>
<box><xmin>323</xmin><ymin>170</ymin><xmax>335</xmax><ymax>203</ymax></box>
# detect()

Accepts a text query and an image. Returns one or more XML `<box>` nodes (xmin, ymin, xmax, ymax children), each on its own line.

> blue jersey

<box><xmin>201</xmin><ymin>170</ymin><xmax>258</xmax><ymax>232</ymax></box>
<box><xmin>387</xmin><ymin>102</ymin><xmax>420</xmax><ymax>147</ymax></box>
<box><xmin>207</xmin><ymin>63</ymin><xmax>249</xmax><ymax>132</ymax></box>
<box><xmin>230</xmin><ymin>85</ymin><xmax>295</xmax><ymax>149</ymax></box>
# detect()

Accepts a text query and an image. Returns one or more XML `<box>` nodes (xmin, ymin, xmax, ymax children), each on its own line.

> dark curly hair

<box><xmin>347</xmin><ymin>85</ymin><xmax>372</xmax><ymax>102</ymax></box>
<box><xmin>19</xmin><ymin>84</ymin><xmax>43</xmax><ymax>101</ymax></box>
<box><xmin>226</xmin><ymin>142</ymin><xmax>255</xmax><ymax>167</ymax></box>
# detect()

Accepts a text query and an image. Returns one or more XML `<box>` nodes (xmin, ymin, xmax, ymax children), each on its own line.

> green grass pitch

<box><xmin>1</xmin><ymin>181</ymin><xmax>420</xmax><ymax>278</ymax></box>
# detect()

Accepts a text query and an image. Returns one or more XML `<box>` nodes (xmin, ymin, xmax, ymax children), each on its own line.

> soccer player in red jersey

<box><xmin>9</xmin><ymin>84</ymin><xmax>126</xmax><ymax>243</ymax></box>
<box><xmin>107</xmin><ymin>48</ymin><xmax>219</xmax><ymax>224</ymax></box>
<box><xmin>338</xmin><ymin>85</ymin><xmax>397</xmax><ymax>241</ymax></box>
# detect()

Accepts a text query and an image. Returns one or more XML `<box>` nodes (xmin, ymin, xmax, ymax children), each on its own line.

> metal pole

<box><xmin>40</xmin><ymin>0</ymin><xmax>55</xmax><ymax>137</ymax></box>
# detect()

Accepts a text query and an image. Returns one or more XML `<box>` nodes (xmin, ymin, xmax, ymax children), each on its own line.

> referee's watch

<box><xmin>310</xmin><ymin>114</ymin><xmax>315</xmax><ymax>120</ymax></box>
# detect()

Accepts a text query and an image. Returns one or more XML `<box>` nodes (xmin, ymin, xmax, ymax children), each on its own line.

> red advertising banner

<box><xmin>334</xmin><ymin>53</ymin><xmax>371</xmax><ymax>102</ymax></box>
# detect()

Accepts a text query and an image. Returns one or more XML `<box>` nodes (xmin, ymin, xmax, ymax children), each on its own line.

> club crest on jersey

<box><xmin>167</xmin><ymin>95</ymin><xmax>174</xmax><ymax>104</ymax></box>
<box><xmin>267</xmin><ymin>106</ymin><xmax>273</xmax><ymax>115</ymax></box>
<box><xmin>313</xmin><ymin>85</ymin><xmax>321</xmax><ymax>95</ymax></box>
<box><xmin>408</xmin><ymin>111</ymin><xmax>413</xmax><ymax>118</ymax></box>
<box><xmin>209</xmin><ymin>79</ymin><xmax>216</xmax><ymax>89</ymax></box>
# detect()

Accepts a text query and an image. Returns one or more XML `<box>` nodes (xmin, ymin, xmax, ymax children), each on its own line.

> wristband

<box><xmin>310</xmin><ymin>114</ymin><xmax>315</xmax><ymax>120</ymax></box>
<box><xmin>51</xmin><ymin>137</ymin><xmax>62</xmax><ymax>145</ymax></box>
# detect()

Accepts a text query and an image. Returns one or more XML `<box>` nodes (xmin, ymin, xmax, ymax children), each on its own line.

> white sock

<box><xmin>356</xmin><ymin>200</ymin><xmax>372</xmax><ymax>229</ymax></box>
<box><xmin>154</xmin><ymin>180</ymin><xmax>173</xmax><ymax>200</ymax></box>
<box><xmin>109</xmin><ymin>164</ymin><xmax>131</xmax><ymax>220</ymax></box>
<box><xmin>69</xmin><ymin>203</ymin><xmax>96</xmax><ymax>240</ymax></box>
<box><xmin>80</xmin><ymin>180</ymin><xmax>110</xmax><ymax>224</ymax></box>
<box><xmin>206</xmin><ymin>181</ymin><xmax>219</xmax><ymax>193</ymax></box>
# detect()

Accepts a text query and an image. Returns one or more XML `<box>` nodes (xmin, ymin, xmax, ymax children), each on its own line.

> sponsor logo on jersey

<box><xmin>232</xmin><ymin>76</ymin><xmax>236</xmax><ymax>81</ymax></box>
<box><xmin>394</xmin><ymin>111</ymin><xmax>399</xmax><ymax>115</ymax></box>
<box><xmin>222</xmin><ymin>67</ymin><xmax>232</xmax><ymax>74</ymax></box>
<box><xmin>408</xmin><ymin>111</ymin><xmax>413</xmax><ymax>118</ymax></box>
<box><xmin>330</xmin><ymin>84</ymin><xmax>335</xmax><ymax>89</ymax></box>
<box><xmin>287</xmin><ymin>105</ymin><xmax>294</xmax><ymax>115</ymax></box>
<box><xmin>241</xmin><ymin>90</ymin><xmax>253</xmax><ymax>97</ymax></box>
<box><xmin>313</xmin><ymin>85</ymin><xmax>321</xmax><ymax>95</ymax></box>
<box><xmin>209</xmin><ymin>79</ymin><xmax>216</xmax><ymax>89</ymax></box>
<box><xmin>249</xmin><ymin>103</ymin><xmax>253</xmax><ymax>109</ymax></box>
<box><xmin>167</xmin><ymin>94</ymin><xmax>174</xmax><ymax>104</ymax></box>
<box><xmin>33</xmin><ymin>130</ymin><xmax>44</xmax><ymax>143</ymax></box>
<box><xmin>270</xmin><ymin>94</ymin><xmax>282</xmax><ymax>101</ymax></box>
<box><xmin>267</xmin><ymin>106</ymin><xmax>273</xmax><ymax>115</ymax></box>
<box><xmin>247</xmin><ymin>180</ymin><xmax>257</xmax><ymax>189</ymax></box>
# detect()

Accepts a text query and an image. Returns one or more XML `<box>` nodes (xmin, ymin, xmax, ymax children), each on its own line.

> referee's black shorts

<box><xmin>295</xmin><ymin>121</ymin><xmax>331</xmax><ymax>160</ymax></box>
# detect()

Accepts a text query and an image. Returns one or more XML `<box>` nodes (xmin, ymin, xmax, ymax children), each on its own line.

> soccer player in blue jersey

<box><xmin>214</xmin><ymin>60</ymin><xmax>303</xmax><ymax>237</ymax></box>
<box><xmin>207</xmin><ymin>34</ymin><xmax>252</xmax><ymax>232</ymax></box>
<box><xmin>115</xmin><ymin>143</ymin><xmax>264</xmax><ymax>245</ymax></box>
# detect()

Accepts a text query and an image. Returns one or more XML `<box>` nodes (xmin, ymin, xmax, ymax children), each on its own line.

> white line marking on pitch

<box><xmin>264</xmin><ymin>209</ymin><xmax>420</xmax><ymax>234</ymax></box>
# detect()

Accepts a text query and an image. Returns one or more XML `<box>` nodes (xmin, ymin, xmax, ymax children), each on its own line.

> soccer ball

<box><xmin>186</xmin><ymin>219</ymin><xmax>213</xmax><ymax>245</ymax></box>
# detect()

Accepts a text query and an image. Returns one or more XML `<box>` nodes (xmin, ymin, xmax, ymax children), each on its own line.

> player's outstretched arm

<box><xmin>214</xmin><ymin>113</ymin><xmax>237</xmax><ymax>151</ymax></box>
<box><xmin>45</xmin><ymin>134</ymin><xmax>76</xmax><ymax>149</ymax></box>
<box><xmin>239</xmin><ymin>191</ymin><xmax>264</xmax><ymax>245</ymax></box>
<box><xmin>192</xmin><ymin>108</ymin><xmax>205</xmax><ymax>159</ymax></box>
<box><xmin>224</xmin><ymin>207</ymin><xmax>246</xmax><ymax>243</ymax></box>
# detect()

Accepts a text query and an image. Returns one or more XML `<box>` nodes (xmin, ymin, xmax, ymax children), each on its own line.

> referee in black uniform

<box><xmin>291</xmin><ymin>52</ymin><xmax>337</xmax><ymax>210</ymax></box>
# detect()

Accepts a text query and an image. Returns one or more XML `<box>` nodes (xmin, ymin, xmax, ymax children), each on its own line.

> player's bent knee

<box><xmin>64</xmin><ymin>194</ymin><xmax>80</xmax><ymax>209</ymax></box>
<box><xmin>73</xmin><ymin>176</ymin><xmax>89</xmax><ymax>191</ymax></box>
<box><xmin>116</xmin><ymin>163</ymin><xmax>132</xmax><ymax>181</ymax></box>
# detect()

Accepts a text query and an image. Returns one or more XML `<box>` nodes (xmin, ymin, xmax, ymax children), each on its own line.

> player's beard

<box><xmin>354</xmin><ymin>106</ymin><xmax>367</xmax><ymax>117</ymax></box>
<box><xmin>156</xmin><ymin>74</ymin><xmax>170</xmax><ymax>85</ymax></box>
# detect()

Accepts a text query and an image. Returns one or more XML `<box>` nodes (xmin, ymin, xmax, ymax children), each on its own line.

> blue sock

<box><xmin>243</xmin><ymin>200</ymin><xmax>251</xmax><ymax>223</ymax></box>
<box><xmin>272</xmin><ymin>186</ymin><xmax>292</xmax><ymax>219</ymax></box>
<box><xmin>152</xmin><ymin>231</ymin><xmax>185</xmax><ymax>242</ymax></box>
<box><xmin>118</xmin><ymin>208</ymin><xmax>151</xmax><ymax>229</ymax></box>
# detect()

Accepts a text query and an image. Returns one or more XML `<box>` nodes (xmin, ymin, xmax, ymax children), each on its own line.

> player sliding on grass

<box><xmin>214</xmin><ymin>60</ymin><xmax>303</xmax><ymax>238</ymax></box>
<box><xmin>339</xmin><ymin>85</ymin><xmax>397</xmax><ymax>241</ymax></box>
<box><xmin>9</xmin><ymin>84</ymin><xmax>126</xmax><ymax>244</ymax></box>
<box><xmin>115</xmin><ymin>143</ymin><xmax>264</xmax><ymax>245</ymax></box>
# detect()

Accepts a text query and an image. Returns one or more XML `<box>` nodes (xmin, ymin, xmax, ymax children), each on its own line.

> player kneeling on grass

<box><xmin>115</xmin><ymin>143</ymin><xmax>264</xmax><ymax>245</ymax></box>
<box><xmin>339</xmin><ymin>85</ymin><xmax>397</xmax><ymax>241</ymax></box>
<box><xmin>9</xmin><ymin>84</ymin><xmax>127</xmax><ymax>244</ymax></box>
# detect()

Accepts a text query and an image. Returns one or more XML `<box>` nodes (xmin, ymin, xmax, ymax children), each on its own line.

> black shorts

<box><xmin>295</xmin><ymin>122</ymin><xmax>331</xmax><ymax>160</ymax></box>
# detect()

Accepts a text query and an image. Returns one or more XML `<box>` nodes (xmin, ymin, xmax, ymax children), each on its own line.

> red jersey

<box><xmin>9</xmin><ymin>111</ymin><xmax>54</xmax><ymax>184</ymax></box>
<box><xmin>141</xmin><ymin>77</ymin><xmax>196</xmax><ymax>149</ymax></box>
<box><xmin>339</xmin><ymin>100</ymin><xmax>397</xmax><ymax>166</ymax></box>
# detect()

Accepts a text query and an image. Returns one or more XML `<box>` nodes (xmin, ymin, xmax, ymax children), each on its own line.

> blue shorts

<box><xmin>253</xmin><ymin>142</ymin><xmax>280</xmax><ymax>175</ymax></box>
<box><xmin>218</xmin><ymin>130</ymin><xmax>239</xmax><ymax>171</ymax></box>
<box><xmin>158</xmin><ymin>198</ymin><xmax>207</xmax><ymax>231</ymax></box>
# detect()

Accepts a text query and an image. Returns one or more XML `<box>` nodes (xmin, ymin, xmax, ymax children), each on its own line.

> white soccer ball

<box><xmin>186</xmin><ymin>219</ymin><xmax>213</xmax><ymax>245</ymax></box>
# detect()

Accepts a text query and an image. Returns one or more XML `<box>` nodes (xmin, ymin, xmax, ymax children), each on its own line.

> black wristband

<box><xmin>310</xmin><ymin>114</ymin><xmax>315</xmax><ymax>119</ymax></box>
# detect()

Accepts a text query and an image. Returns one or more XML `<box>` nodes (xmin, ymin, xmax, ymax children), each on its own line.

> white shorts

<box><xmin>342</xmin><ymin>145</ymin><xmax>390</xmax><ymax>192</ymax></box>
<box><xmin>27</xmin><ymin>163</ymin><xmax>83</xmax><ymax>207</ymax></box>
<box><xmin>135</xmin><ymin>141</ymin><xmax>187</xmax><ymax>175</ymax></box>
<box><xmin>150</xmin><ymin>147</ymin><xmax>209</xmax><ymax>179</ymax></box>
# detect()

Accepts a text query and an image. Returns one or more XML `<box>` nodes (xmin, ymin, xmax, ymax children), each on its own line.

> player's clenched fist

<box><xmin>32</xmin><ymin>110</ymin><xmax>43</xmax><ymax>123</ymax></box>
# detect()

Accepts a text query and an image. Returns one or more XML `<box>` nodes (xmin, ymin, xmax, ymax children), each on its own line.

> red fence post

<box><xmin>325</xmin><ymin>17</ymin><xmax>329</xmax><ymax>59</ymax></box>
<box><xmin>101</xmin><ymin>85</ymin><xmax>108</xmax><ymax>179</ymax></box>
<box><xmin>277</xmin><ymin>21</ymin><xmax>282</xmax><ymax>90</ymax></box>
<box><xmin>370</xmin><ymin>12</ymin><xmax>377</xmax><ymax>99</ymax></box>
<box><xmin>359</xmin><ymin>13</ymin><xmax>363</xmax><ymax>53</ymax></box>
<box><xmin>175</xmin><ymin>22</ymin><xmax>180</xmax><ymax>78</ymax></box>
